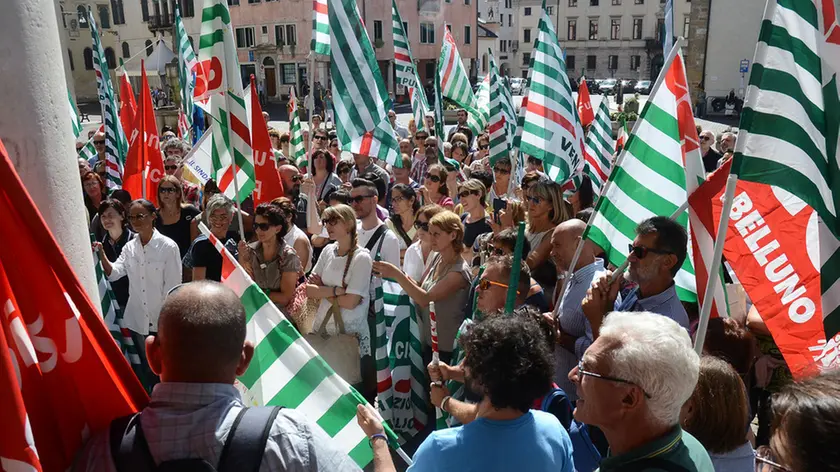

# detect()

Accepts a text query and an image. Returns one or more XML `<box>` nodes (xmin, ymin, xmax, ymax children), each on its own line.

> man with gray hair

<box><xmin>569</xmin><ymin>311</ymin><xmax>713</xmax><ymax>471</ymax></box>
<box><xmin>74</xmin><ymin>281</ymin><xmax>361</xmax><ymax>471</ymax></box>
<box><xmin>718</xmin><ymin>132</ymin><xmax>736</xmax><ymax>154</ymax></box>
<box><xmin>699</xmin><ymin>129</ymin><xmax>721</xmax><ymax>173</ymax></box>
<box><xmin>162</xmin><ymin>137</ymin><xmax>200</xmax><ymax>206</ymax></box>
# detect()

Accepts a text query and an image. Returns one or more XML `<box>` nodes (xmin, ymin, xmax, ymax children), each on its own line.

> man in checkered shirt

<box><xmin>73</xmin><ymin>281</ymin><xmax>360</xmax><ymax>472</ymax></box>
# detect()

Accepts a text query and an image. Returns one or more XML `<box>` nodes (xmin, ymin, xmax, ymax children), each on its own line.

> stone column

<box><xmin>0</xmin><ymin>0</ymin><xmax>100</xmax><ymax>304</ymax></box>
<box><xmin>685</xmin><ymin>0</ymin><xmax>712</xmax><ymax>106</ymax></box>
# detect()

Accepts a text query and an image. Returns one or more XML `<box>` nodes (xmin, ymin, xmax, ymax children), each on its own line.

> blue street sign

<box><xmin>739</xmin><ymin>59</ymin><xmax>750</xmax><ymax>74</ymax></box>
<box><xmin>248</xmin><ymin>50</ymin><xmax>255</xmax><ymax>62</ymax></box>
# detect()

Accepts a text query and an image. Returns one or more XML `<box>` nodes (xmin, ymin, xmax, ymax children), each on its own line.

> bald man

<box><xmin>74</xmin><ymin>281</ymin><xmax>360</xmax><ymax>471</ymax></box>
<box><xmin>279</xmin><ymin>164</ymin><xmax>309</xmax><ymax>230</ymax></box>
<box><xmin>89</xmin><ymin>131</ymin><xmax>107</xmax><ymax>167</ymax></box>
<box><xmin>549</xmin><ymin>219</ymin><xmax>606</xmax><ymax>399</ymax></box>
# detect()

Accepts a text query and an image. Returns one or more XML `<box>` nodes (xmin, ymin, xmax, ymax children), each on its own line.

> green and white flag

<box><xmin>584</xmin><ymin>45</ymin><xmax>704</xmax><ymax>303</ymax></box>
<box><xmin>330</xmin><ymin>0</ymin><xmax>401</xmax><ymax>166</ymax></box>
<box><xmin>88</xmin><ymin>8</ymin><xmax>128</xmax><ymax>189</ymax></box>
<box><xmin>583</xmin><ymin>99</ymin><xmax>615</xmax><ymax>195</ymax></box>
<box><xmin>197</xmin><ymin>0</ymin><xmax>255</xmax><ymax>201</ymax></box>
<box><xmin>311</xmin><ymin>0</ymin><xmax>330</xmax><ymax>55</ymax></box>
<box><xmin>438</xmin><ymin>28</ymin><xmax>485</xmax><ymax>136</ymax></box>
<box><xmin>69</xmin><ymin>89</ymin><xmax>83</xmax><ymax>139</ymax></box>
<box><xmin>288</xmin><ymin>86</ymin><xmax>308</xmax><ymax>169</ymax></box>
<box><xmin>373</xmin><ymin>277</ymin><xmax>427</xmax><ymax>442</ymax></box>
<box><xmin>199</xmin><ymin>222</ymin><xmax>399</xmax><ymax>467</ymax></box>
<box><xmin>488</xmin><ymin>51</ymin><xmax>515</xmax><ymax>166</ymax></box>
<box><xmin>93</xmin><ymin>246</ymin><xmax>140</xmax><ymax>368</ymax></box>
<box><xmin>518</xmin><ymin>6</ymin><xmax>582</xmax><ymax>185</ymax></box>
<box><xmin>732</xmin><ymin>0</ymin><xmax>840</xmax><ymax>336</ymax></box>
<box><xmin>392</xmin><ymin>0</ymin><xmax>430</xmax><ymax>132</ymax></box>
<box><xmin>175</xmin><ymin>5</ymin><xmax>197</xmax><ymax>137</ymax></box>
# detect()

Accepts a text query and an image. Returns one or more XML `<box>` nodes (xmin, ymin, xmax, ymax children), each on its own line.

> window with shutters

<box><xmin>122</xmin><ymin>42</ymin><xmax>130</xmax><ymax>58</ymax></box>
<box><xmin>98</xmin><ymin>5</ymin><xmax>110</xmax><ymax>28</ymax></box>
<box><xmin>630</xmin><ymin>55</ymin><xmax>641</xmax><ymax>70</ymax></box>
<box><xmin>181</xmin><ymin>0</ymin><xmax>195</xmax><ymax>17</ymax></box>
<box><xmin>110</xmin><ymin>0</ymin><xmax>125</xmax><ymax>24</ymax></box>
<box><xmin>632</xmin><ymin>18</ymin><xmax>643</xmax><ymax>39</ymax></box>
<box><xmin>610</xmin><ymin>18</ymin><xmax>620</xmax><ymax>39</ymax></box>
<box><xmin>275</xmin><ymin>24</ymin><xmax>296</xmax><ymax>46</ymax></box>
<box><xmin>588</xmin><ymin>18</ymin><xmax>598</xmax><ymax>39</ymax></box>
<box><xmin>235</xmin><ymin>26</ymin><xmax>255</xmax><ymax>48</ymax></box>
<box><xmin>281</xmin><ymin>64</ymin><xmax>296</xmax><ymax>84</ymax></box>
<box><xmin>608</xmin><ymin>55</ymin><xmax>618</xmax><ymax>69</ymax></box>
<box><xmin>568</xmin><ymin>19</ymin><xmax>577</xmax><ymax>40</ymax></box>
<box><xmin>420</xmin><ymin>22</ymin><xmax>435</xmax><ymax>44</ymax></box>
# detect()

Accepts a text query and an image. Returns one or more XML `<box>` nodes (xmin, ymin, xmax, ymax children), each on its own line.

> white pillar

<box><xmin>0</xmin><ymin>0</ymin><xmax>100</xmax><ymax>305</ymax></box>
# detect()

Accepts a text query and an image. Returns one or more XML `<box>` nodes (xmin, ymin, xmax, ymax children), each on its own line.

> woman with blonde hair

<box><xmin>402</xmin><ymin>204</ymin><xmax>445</xmax><ymax>282</ymax></box>
<box><xmin>523</xmin><ymin>178</ymin><xmax>569</xmax><ymax>299</ymax></box>
<box><xmin>155</xmin><ymin>174</ymin><xmax>200</xmax><ymax>280</ymax></box>
<box><xmin>306</xmin><ymin>204</ymin><xmax>373</xmax><ymax>379</ymax></box>
<box><xmin>374</xmin><ymin>210</ymin><xmax>472</xmax><ymax>363</ymax></box>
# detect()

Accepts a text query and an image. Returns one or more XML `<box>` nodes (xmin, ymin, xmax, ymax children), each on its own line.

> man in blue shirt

<box><xmin>583</xmin><ymin>216</ymin><xmax>690</xmax><ymax>340</ymax></box>
<box><xmin>356</xmin><ymin>316</ymin><xmax>575</xmax><ymax>472</ymax></box>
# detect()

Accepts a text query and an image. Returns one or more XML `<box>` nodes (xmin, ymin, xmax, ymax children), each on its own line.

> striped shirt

<box><xmin>554</xmin><ymin>259</ymin><xmax>606</xmax><ymax>401</ymax></box>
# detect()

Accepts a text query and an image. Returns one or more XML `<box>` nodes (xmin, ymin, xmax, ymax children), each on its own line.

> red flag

<box><xmin>576</xmin><ymin>78</ymin><xmax>595</xmax><ymax>128</ymax></box>
<box><xmin>119</xmin><ymin>70</ymin><xmax>137</xmax><ymax>139</ymax></box>
<box><xmin>0</xmin><ymin>139</ymin><xmax>148</xmax><ymax>472</ymax></box>
<box><xmin>249</xmin><ymin>76</ymin><xmax>284</xmax><ymax>206</ymax></box>
<box><xmin>123</xmin><ymin>62</ymin><xmax>164</xmax><ymax>205</ymax></box>
<box><xmin>703</xmin><ymin>167</ymin><xmax>829</xmax><ymax>378</ymax></box>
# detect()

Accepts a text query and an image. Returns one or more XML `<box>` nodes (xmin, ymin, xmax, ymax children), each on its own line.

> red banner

<box><xmin>0</xmin><ymin>139</ymin><xmax>148</xmax><ymax>471</ymax></box>
<box><xmin>119</xmin><ymin>70</ymin><xmax>137</xmax><ymax>140</ymax></box>
<box><xmin>123</xmin><ymin>62</ymin><xmax>164</xmax><ymax>205</ymax></box>
<box><xmin>710</xmin><ymin>179</ymin><xmax>827</xmax><ymax>378</ymax></box>
<box><xmin>249</xmin><ymin>76</ymin><xmax>284</xmax><ymax>206</ymax></box>
<box><xmin>576</xmin><ymin>78</ymin><xmax>595</xmax><ymax>128</ymax></box>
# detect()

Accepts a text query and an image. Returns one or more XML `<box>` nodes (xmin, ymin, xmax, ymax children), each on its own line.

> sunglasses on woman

<box><xmin>164</xmin><ymin>165</ymin><xmax>179</xmax><ymax>171</ymax></box>
<box><xmin>477</xmin><ymin>278</ymin><xmax>519</xmax><ymax>294</ymax></box>
<box><xmin>254</xmin><ymin>222</ymin><xmax>275</xmax><ymax>231</ymax></box>
<box><xmin>414</xmin><ymin>220</ymin><xmax>429</xmax><ymax>231</ymax></box>
<box><xmin>159</xmin><ymin>186</ymin><xmax>178</xmax><ymax>194</ymax></box>
<box><xmin>627</xmin><ymin>244</ymin><xmax>673</xmax><ymax>259</ymax></box>
<box><xmin>458</xmin><ymin>190</ymin><xmax>480</xmax><ymax>199</ymax></box>
<box><xmin>322</xmin><ymin>217</ymin><xmax>340</xmax><ymax>226</ymax></box>
<box><xmin>424</xmin><ymin>173</ymin><xmax>441</xmax><ymax>183</ymax></box>
<box><xmin>484</xmin><ymin>244</ymin><xmax>506</xmax><ymax>257</ymax></box>
<box><xmin>493</xmin><ymin>166</ymin><xmax>511</xmax><ymax>175</ymax></box>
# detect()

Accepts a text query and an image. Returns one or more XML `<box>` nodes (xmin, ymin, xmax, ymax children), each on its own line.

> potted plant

<box><xmin>374</xmin><ymin>38</ymin><xmax>385</xmax><ymax>49</ymax></box>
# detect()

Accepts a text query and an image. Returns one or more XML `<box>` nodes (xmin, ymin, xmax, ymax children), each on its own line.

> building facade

<box><xmin>478</xmin><ymin>0</ymin><xmax>516</xmax><ymax>75</ymax></box>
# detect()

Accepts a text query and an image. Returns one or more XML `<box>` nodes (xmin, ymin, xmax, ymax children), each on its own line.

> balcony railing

<box><xmin>148</xmin><ymin>12</ymin><xmax>174</xmax><ymax>31</ymax></box>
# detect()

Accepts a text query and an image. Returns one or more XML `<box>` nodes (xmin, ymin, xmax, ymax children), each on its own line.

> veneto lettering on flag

<box><xmin>709</xmin><ymin>178</ymin><xmax>837</xmax><ymax>377</ymax></box>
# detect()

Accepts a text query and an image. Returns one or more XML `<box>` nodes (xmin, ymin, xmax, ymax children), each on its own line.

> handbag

<box><xmin>304</xmin><ymin>247</ymin><xmax>362</xmax><ymax>384</ymax></box>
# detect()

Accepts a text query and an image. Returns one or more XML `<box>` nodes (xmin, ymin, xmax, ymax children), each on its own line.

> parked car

<box><xmin>634</xmin><ymin>80</ymin><xmax>652</xmax><ymax>94</ymax></box>
<box><xmin>585</xmin><ymin>78</ymin><xmax>600</xmax><ymax>94</ymax></box>
<box><xmin>621</xmin><ymin>79</ymin><xmax>637</xmax><ymax>90</ymax></box>
<box><xmin>598</xmin><ymin>78</ymin><xmax>618</xmax><ymax>95</ymax></box>
<box><xmin>510</xmin><ymin>77</ymin><xmax>525</xmax><ymax>95</ymax></box>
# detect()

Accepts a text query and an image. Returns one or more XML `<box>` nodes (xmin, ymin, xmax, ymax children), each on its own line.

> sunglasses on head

<box><xmin>164</xmin><ymin>165</ymin><xmax>179</xmax><ymax>171</ymax></box>
<box><xmin>424</xmin><ymin>173</ymin><xmax>441</xmax><ymax>183</ymax></box>
<box><xmin>477</xmin><ymin>278</ymin><xmax>519</xmax><ymax>294</ymax></box>
<box><xmin>350</xmin><ymin>194</ymin><xmax>374</xmax><ymax>204</ymax></box>
<box><xmin>159</xmin><ymin>186</ymin><xmax>178</xmax><ymax>194</ymax></box>
<box><xmin>493</xmin><ymin>166</ymin><xmax>511</xmax><ymax>175</ymax></box>
<box><xmin>628</xmin><ymin>244</ymin><xmax>672</xmax><ymax>259</ymax></box>
<box><xmin>459</xmin><ymin>189</ymin><xmax>480</xmax><ymax>199</ymax></box>
<box><xmin>254</xmin><ymin>222</ymin><xmax>275</xmax><ymax>231</ymax></box>
<box><xmin>414</xmin><ymin>220</ymin><xmax>429</xmax><ymax>231</ymax></box>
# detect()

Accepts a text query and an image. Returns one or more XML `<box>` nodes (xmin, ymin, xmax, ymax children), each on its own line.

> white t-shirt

<box><xmin>402</xmin><ymin>241</ymin><xmax>436</xmax><ymax>283</ymax></box>
<box><xmin>284</xmin><ymin>224</ymin><xmax>313</xmax><ymax>273</ymax></box>
<box><xmin>310</xmin><ymin>243</ymin><xmax>373</xmax><ymax>356</ymax></box>
<box><xmin>357</xmin><ymin>220</ymin><xmax>401</xmax><ymax>267</ymax></box>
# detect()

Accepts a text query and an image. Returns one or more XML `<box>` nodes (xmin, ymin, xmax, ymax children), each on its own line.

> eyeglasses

<box><xmin>484</xmin><ymin>244</ymin><xmax>506</xmax><ymax>256</ymax></box>
<box><xmin>128</xmin><ymin>213</ymin><xmax>151</xmax><ymax>222</ymax></box>
<box><xmin>414</xmin><ymin>220</ymin><xmax>429</xmax><ymax>231</ymax></box>
<box><xmin>314</xmin><ymin>135</ymin><xmax>328</xmax><ymax>141</ymax></box>
<box><xmin>254</xmin><ymin>222</ymin><xmax>275</xmax><ymax>231</ymax></box>
<box><xmin>164</xmin><ymin>165</ymin><xmax>179</xmax><ymax>171</ymax></box>
<box><xmin>159</xmin><ymin>186</ymin><xmax>178</xmax><ymax>194</ymax></box>
<box><xmin>493</xmin><ymin>167</ymin><xmax>511</xmax><ymax>175</ymax></box>
<box><xmin>458</xmin><ymin>190</ymin><xmax>480</xmax><ymax>199</ymax></box>
<box><xmin>322</xmin><ymin>217</ymin><xmax>340</xmax><ymax>226</ymax></box>
<box><xmin>477</xmin><ymin>278</ymin><xmax>519</xmax><ymax>294</ymax></box>
<box><xmin>526</xmin><ymin>195</ymin><xmax>542</xmax><ymax>205</ymax></box>
<box><xmin>575</xmin><ymin>360</ymin><xmax>652</xmax><ymax>399</ymax></box>
<box><xmin>628</xmin><ymin>244</ymin><xmax>673</xmax><ymax>259</ymax></box>
<box><xmin>754</xmin><ymin>447</ymin><xmax>793</xmax><ymax>472</ymax></box>
<box><xmin>700</xmin><ymin>136</ymin><xmax>711</xmax><ymax>142</ymax></box>
<box><xmin>350</xmin><ymin>194</ymin><xmax>374</xmax><ymax>204</ymax></box>
<box><xmin>391</xmin><ymin>195</ymin><xmax>406</xmax><ymax>204</ymax></box>
<box><xmin>208</xmin><ymin>213</ymin><xmax>229</xmax><ymax>222</ymax></box>
<box><xmin>290</xmin><ymin>175</ymin><xmax>303</xmax><ymax>182</ymax></box>
<box><xmin>478</xmin><ymin>144</ymin><xmax>489</xmax><ymax>150</ymax></box>
<box><xmin>414</xmin><ymin>135</ymin><xmax>428</xmax><ymax>141</ymax></box>
<box><xmin>94</xmin><ymin>140</ymin><xmax>105</xmax><ymax>145</ymax></box>
<box><xmin>424</xmin><ymin>173</ymin><xmax>441</xmax><ymax>183</ymax></box>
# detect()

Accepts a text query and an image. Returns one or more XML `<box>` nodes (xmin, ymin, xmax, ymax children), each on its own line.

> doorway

<box><xmin>265</xmin><ymin>68</ymin><xmax>276</xmax><ymax>97</ymax></box>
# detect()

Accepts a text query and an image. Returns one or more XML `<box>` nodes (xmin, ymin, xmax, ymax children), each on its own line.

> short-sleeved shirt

<box><xmin>246</xmin><ymin>240</ymin><xmax>301</xmax><ymax>293</ymax></box>
<box><xmin>598</xmin><ymin>427</ymin><xmax>714</xmax><ymax>472</ymax></box>
<box><xmin>188</xmin><ymin>235</ymin><xmax>239</xmax><ymax>282</ymax></box>
<box><xmin>155</xmin><ymin>205</ymin><xmax>201</xmax><ymax>259</ymax></box>
<box><xmin>461</xmin><ymin>213</ymin><xmax>491</xmax><ymax>248</ymax></box>
<box><xmin>101</xmin><ymin>229</ymin><xmax>134</xmax><ymax>311</ymax></box>
<box><xmin>409</xmin><ymin>411</ymin><xmax>575</xmax><ymax>472</ymax></box>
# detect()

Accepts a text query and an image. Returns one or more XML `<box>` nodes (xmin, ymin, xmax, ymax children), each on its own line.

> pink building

<box><xmin>226</xmin><ymin>0</ymin><xmax>477</xmax><ymax>102</ymax></box>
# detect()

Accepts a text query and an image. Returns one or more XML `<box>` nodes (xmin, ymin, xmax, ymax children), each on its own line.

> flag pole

<box><xmin>693</xmin><ymin>173</ymin><xmax>738</xmax><ymax>354</ymax></box>
<box><xmin>306</xmin><ymin>52</ymin><xmax>317</xmax><ymax>157</ymax></box>
<box><xmin>224</xmin><ymin>85</ymin><xmax>247</xmax><ymax>242</ymax></box>
<box><xmin>505</xmin><ymin>222</ymin><xmax>526</xmax><ymax>313</ymax></box>
<box><xmin>556</xmin><ymin>39</ymin><xmax>686</xmax><ymax>298</ymax></box>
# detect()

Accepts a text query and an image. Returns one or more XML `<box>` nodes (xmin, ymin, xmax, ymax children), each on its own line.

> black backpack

<box><xmin>109</xmin><ymin>406</ymin><xmax>282</xmax><ymax>472</ymax></box>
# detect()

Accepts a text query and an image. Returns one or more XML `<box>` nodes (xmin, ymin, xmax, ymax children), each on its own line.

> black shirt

<box><xmin>101</xmin><ymin>229</ymin><xmax>134</xmax><ymax>311</ymax></box>
<box><xmin>702</xmin><ymin>149</ymin><xmax>722</xmax><ymax>173</ymax></box>
<box><xmin>188</xmin><ymin>235</ymin><xmax>238</xmax><ymax>282</ymax></box>
<box><xmin>461</xmin><ymin>213</ymin><xmax>492</xmax><ymax>248</ymax></box>
<box><xmin>294</xmin><ymin>194</ymin><xmax>309</xmax><ymax>231</ymax></box>
<box><xmin>155</xmin><ymin>205</ymin><xmax>200</xmax><ymax>258</ymax></box>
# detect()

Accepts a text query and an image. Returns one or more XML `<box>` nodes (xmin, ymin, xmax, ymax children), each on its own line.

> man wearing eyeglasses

<box><xmin>279</xmin><ymin>165</ymin><xmax>309</xmax><ymax>231</ymax></box>
<box><xmin>583</xmin><ymin>216</ymin><xmax>690</xmax><ymax>341</ymax></box>
<box><xmin>409</xmin><ymin>133</ymin><xmax>439</xmax><ymax>183</ymax></box>
<box><xmin>162</xmin><ymin>138</ymin><xmax>201</xmax><ymax>207</ymax></box>
<box><xmin>388</xmin><ymin>110</ymin><xmax>409</xmax><ymax>140</ymax></box>
<box><xmin>699</xmin><ymin>130</ymin><xmax>721</xmax><ymax>173</ymax></box>
<box><xmin>550</xmin><ymin>219</ymin><xmax>606</xmax><ymax>401</ymax></box>
<box><xmin>569</xmin><ymin>311</ymin><xmax>712</xmax><ymax>472</ymax></box>
<box><xmin>88</xmin><ymin>131</ymin><xmax>107</xmax><ymax>167</ymax></box>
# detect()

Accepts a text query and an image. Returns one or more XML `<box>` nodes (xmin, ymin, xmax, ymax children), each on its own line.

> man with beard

<box><xmin>278</xmin><ymin>164</ymin><xmax>308</xmax><ymax>230</ymax></box>
<box><xmin>582</xmin><ymin>216</ymin><xmax>690</xmax><ymax>340</ymax></box>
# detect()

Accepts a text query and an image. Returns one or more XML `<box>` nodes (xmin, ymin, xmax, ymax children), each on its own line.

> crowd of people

<box><xmin>72</xmin><ymin>110</ymin><xmax>838</xmax><ymax>472</ymax></box>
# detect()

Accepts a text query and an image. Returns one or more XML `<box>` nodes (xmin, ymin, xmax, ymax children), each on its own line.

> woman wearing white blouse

<box><xmin>94</xmin><ymin>199</ymin><xmax>181</xmax><ymax>383</ymax></box>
